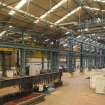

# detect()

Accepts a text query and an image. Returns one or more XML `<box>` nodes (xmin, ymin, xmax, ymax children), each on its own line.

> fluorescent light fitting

<box><xmin>20</xmin><ymin>36</ymin><xmax>32</xmax><ymax>40</ymax></box>
<box><xmin>84</xmin><ymin>6</ymin><xmax>105</xmax><ymax>11</ymax></box>
<box><xmin>9</xmin><ymin>25</ymin><xmax>13</xmax><ymax>28</ymax></box>
<box><xmin>65</xmin><ymin>31</ymin><xmax>70</xmax><ymax>35</ymax></box>
<box><xmin>63</xmin><ymin>43</ymin><xmax>68</xmax><ymax>47</ymax></box>
<box><xmin>0</xmin><ymin>31</ymin><xmax>6</xmax><ymax>37</ymax></box>
<box><xmin>34</xmin><ymin>0</ymin><xmax>68</xmax><ymax>23</ymax></box>
<box><xmin>85</xmin><ymin>38</ymin><xmax>89</xmax><ymax>41</ymax></box>
<box><xmin>23</xmin><ymin>36</ymin><xmax>32</xmax><ymax>40</ymax></box>
<box><xmin>9</xmin><ymin>0</ymin><xmax>28</xmax><ymax>15</ymax></box>
<box><xmin>97</xmin><ymin>36</ymin><xmax>101</xmax><ymax>39</ymax></box>
<box><xmin>93</xmin><ymin>0</ymin><xmax>105</xmax><ymax>3</ymax></box>
<box><xmin>92</xmin><ymin>41</ymin><xmax>95</xmax><ymax>43</ymax></box>
<box><xmin>73</xmin><ymin>45</ymin><xmax>77</xmax><ymax>48</ymax></box>
<box><xmin>59</xmin><ymin>22</ymin><xmax>78</xmax><ymax>26</ymax></box>
<box><xmin>50</xmin><ymin>25</ymin><xmax>54</xmax><ymax>28</ymax></box>
<box><xmin>45</xmin><ymin>39</ymin><xmax>49</xmax><ymax>41</ymax></box>
<box><xmin>85</xmin><ymin>28</ymin><xmax>88</xmax><ymax>31</ymax></box>
<box><xmin>77</xmin><ymin>35</ymin><xmax>81</xmax><ymax>38</ymax></box>
<box><xmin>97</xmin><ymin>18</ymin><xmax>101</xmax><ymax>23</ymax></box>
<box><xmin>55</xmin><ymin>7</ymin><xmax>81</xmax><ymax>25</ymax></box>
<box><xmin>84</xmin><ymin>6</ymin><xmax>99</xmax><ymax>11</ymax></box>
<box><xmin>50</xmin><ymin>42</ymin><xmax>54</xmax><ymax>45</ymax></box>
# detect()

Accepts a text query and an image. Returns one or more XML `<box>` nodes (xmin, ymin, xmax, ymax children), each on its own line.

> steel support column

<box><xmin>102</xmin><ymin>49</ymin><xmax>105</xmax><ymax>68</ymax></box>
<box><xmin>66</xmin><ymin>52</ymin><xmax>75</xmax><ymax>72</ymax></box>
<box><xmin>80</xmin><ymin>44</ymin><xmax>84</xmax><ymax>72</ymax></box>
<box><xmin>47</xmin><ymin>52</ymin><xmax>50</xmax><ymax>71</ymax></box>
<box><xmin>42</xmin><ymin>56</ymin><xmax>44</xmax><ymax>70</ymax></box>
<box><xmin>66</xmin><ymin>38</ymin><xmax>75</xmax><ymax>72</ymax></box>
<box><xmin>50</xmin><ymin>52</ymin><xmax>59</xmax><ymax>72</ymax></box>
<box><xmin>20</xmin><ymin>49</ymin><xmax>26</xmax><ymax>76</ymax></box>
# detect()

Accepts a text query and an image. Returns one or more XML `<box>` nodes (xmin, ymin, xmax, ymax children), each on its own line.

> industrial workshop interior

<box><xmin>0</xmin><ymin>0</ymin><xmax>105</xmax><ymax>105</ymax></box>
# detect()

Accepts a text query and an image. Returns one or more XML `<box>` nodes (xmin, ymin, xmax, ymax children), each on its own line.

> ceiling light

<box><xmin>73</xmin><ymin>45</ymin><xmax>77</xmax><ymax>48</ymax></box>
<box><xmin>55</xmin><ymin>7</ymin><xmax>81</xmax><ymax>25</ymax></box>
<box><xmin>84</xmin><ymin>6</ymin><xmax>100</xmax><ymax>11</ymax></box>
<box><xmin>0</xmin><ymin>31</ymin><xmax>6</xmax><ymax>37</ymax></box>
<box><xmin>85</xmin><ymin>28</ymin><xmax>88</xmax><ymax>31</ymax></box>
<box><xmin>93</xmin><ymin>0</ymin><xmax>105</xmax><ymax>3</ymax></box>
<box><xmin>63</xmin><ymin>43</ymin><xmax>68</xmax><ymax>47</ymax></box>
<box><xmin>45</xmin><ymin>39</ymin><xmax>49</xmax><ymax>42</ymax></box>
<box><xmin>97</xmin><ymin>36</ymin><xmax>101</xmax><ymax>39</ymax></box>
<box><xmin>97</xmin><ymin>18</ymin><xmax>101</xmax><ymax>23</ymax></box>
<box><xmin>91</xmin><ymin>33</ymin><xmax>95</xmax><ymax>36</ymax></box>
<box><xmin>92</xmin><ymin>41</ymin><xmax>95</xmax><ymax>43</ymax></box>
<box><xmin>85</xmin><ymin>38</ymin><xmax>89</xmax><ymax>41</ymax></box>
<box><xmin>23</xmin><ymin>36</ymin><xmax>31</xmax><ymax>40</ymax></box>
<box><xmin>50</xmin><ymin>42</ymin><xmax>54</xmax><ymax>45</ymax></box>
<box><xmin>9</xmin><ymin>25</ymin><xmax>13</xmax><ymax>28</ymax></box>
<box><xmin>85</xmin><ymin>6</ymin><xmax>105</xmax><ymax>13</ymax></box>
<box><xmin>59</xmin><ymin>22</ymin><xmax>78</xmax><ymax>26</ymax></box>
<box><xmin>65</xmin><ymin>31</ymin><xmax>70</xmax><ymax>35</ymax></box>
<box><xmin>50</xmin><ymin>25</ymin><xmax>54</xmax><ymax>28</ymax></box>
<box><xmin>77</xmin><ymin>35</ymin><xmax>81</xmax><ymax>38</ymax></box>
<box><xmin>84</xmin><ymin>6</ymin><xmax>105</xmax><ymax>12</ymax></box>
<box><xmin>34</xmin><ymin>0</ymin><xmax>68</xmax><ymax>23</ymax></box>
<box><xmin>9</xmin><ymin>0</ymin><xmax>28</xmax><ymax>15</ymax></box>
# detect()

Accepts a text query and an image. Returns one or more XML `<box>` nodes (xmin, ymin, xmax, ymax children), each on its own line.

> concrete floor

<box><xmin>0</xmin><ymin>86</ymin><xmax>19</xmax><ymax>96</ymax></box>
<box><xmin>37</xmin><ymin>73</ymin><xmax>105</xmax><ymax>105</ymax></box>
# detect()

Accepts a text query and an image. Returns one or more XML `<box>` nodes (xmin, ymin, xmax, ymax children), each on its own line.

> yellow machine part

<box><xmin>0</xmin><ymin>48</ymin><xmax>17</xmax><ymax>51</ymax></box>
<box><xmin>35</xmin><ymin>51</ymin><xmax>45</xmax><ymax>58</ymax></box>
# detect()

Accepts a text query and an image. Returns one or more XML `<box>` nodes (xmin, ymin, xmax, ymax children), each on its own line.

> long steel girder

<box><xmin>0</xmin><ymin>41</ymin><xmax>96</xmax><ymax>57</ymax></box>
<box><xmin>0</xmin><ymin>41</ymin><xmax>80</xmax><ymax>54</ymax></box>
<box><xmin>0</xmin><ymin>22</ymin><xmax>45</xmax><ymax>36</ymax></box>
<box><xmin>0</xmin><ymin>42</ymin><xmax>61</xmax><ymax>52</ymax></box>
<box><xmin>77</xmin><ymin>19</ymin><xmax>105</xmax><ymax>29</ymax></box>
<box><xmin>69</xmin><ymin>35</ymin><xmax>105</xmax><ymax>49</ymax></box>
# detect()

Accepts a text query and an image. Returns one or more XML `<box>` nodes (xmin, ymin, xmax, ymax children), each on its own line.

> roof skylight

<box><xmin>9</xmin><ymin>0</ymin><xmax>28</xmax><ymax>15</ymax></box>
<box><xmin>34</xmin><ymin>0</ymin><xmax>68</xmax><ymax>23</ymax></box>
<box><xmin>55</xmin><ymin>7</ymin><xmax>81</xmax><ymax>25</ymax></box>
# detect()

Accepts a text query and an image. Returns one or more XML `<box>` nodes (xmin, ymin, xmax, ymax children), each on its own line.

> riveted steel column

<box><xmin>66</xmin><ymin>37</ymin><xmax>75</xmax><ymax>72</ymax></box>
<box><xmin>50</xmin><ymin>52</ymin><xmax>59</xmax><ymax>72</ymax></box>
<box><xmin>102</xmin><ymin>49</ymin><xmax>105</xmax><ymax>68</ymax></box>
<box><xmin>47</xmin><ymin>51</ymin><xmax>50</xmax><ymax>71</ymax></box>
<box><xmin>80</xmin><ymin>44</ymin><xmax>83</xmax><ymax>72</ymax></box>
<box><xmin>20</xmin><ymin>31</ymin><xmax>26</xmax><ymax>76</ymax></box>
<box><xmin>20</xmin><ymin>49</ymin><xmax>26</xmax><ymax>76</ymax></box>
<box><xmin>42</xmin><ymin>57</ymin><xmax>44</xmax><ymax>70</ymax></box>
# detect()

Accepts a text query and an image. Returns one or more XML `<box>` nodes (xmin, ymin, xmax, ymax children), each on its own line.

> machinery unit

<box><xmin>0</xmin><ymin>71</ymin><xmax>62</xmax><ymax>104</ymax></box>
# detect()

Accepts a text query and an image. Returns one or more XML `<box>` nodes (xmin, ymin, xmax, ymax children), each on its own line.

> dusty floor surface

<box><xmin>36</xmin><ymin>73</ymin><xmax>105</xmax><ymax>105</ymax></box>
